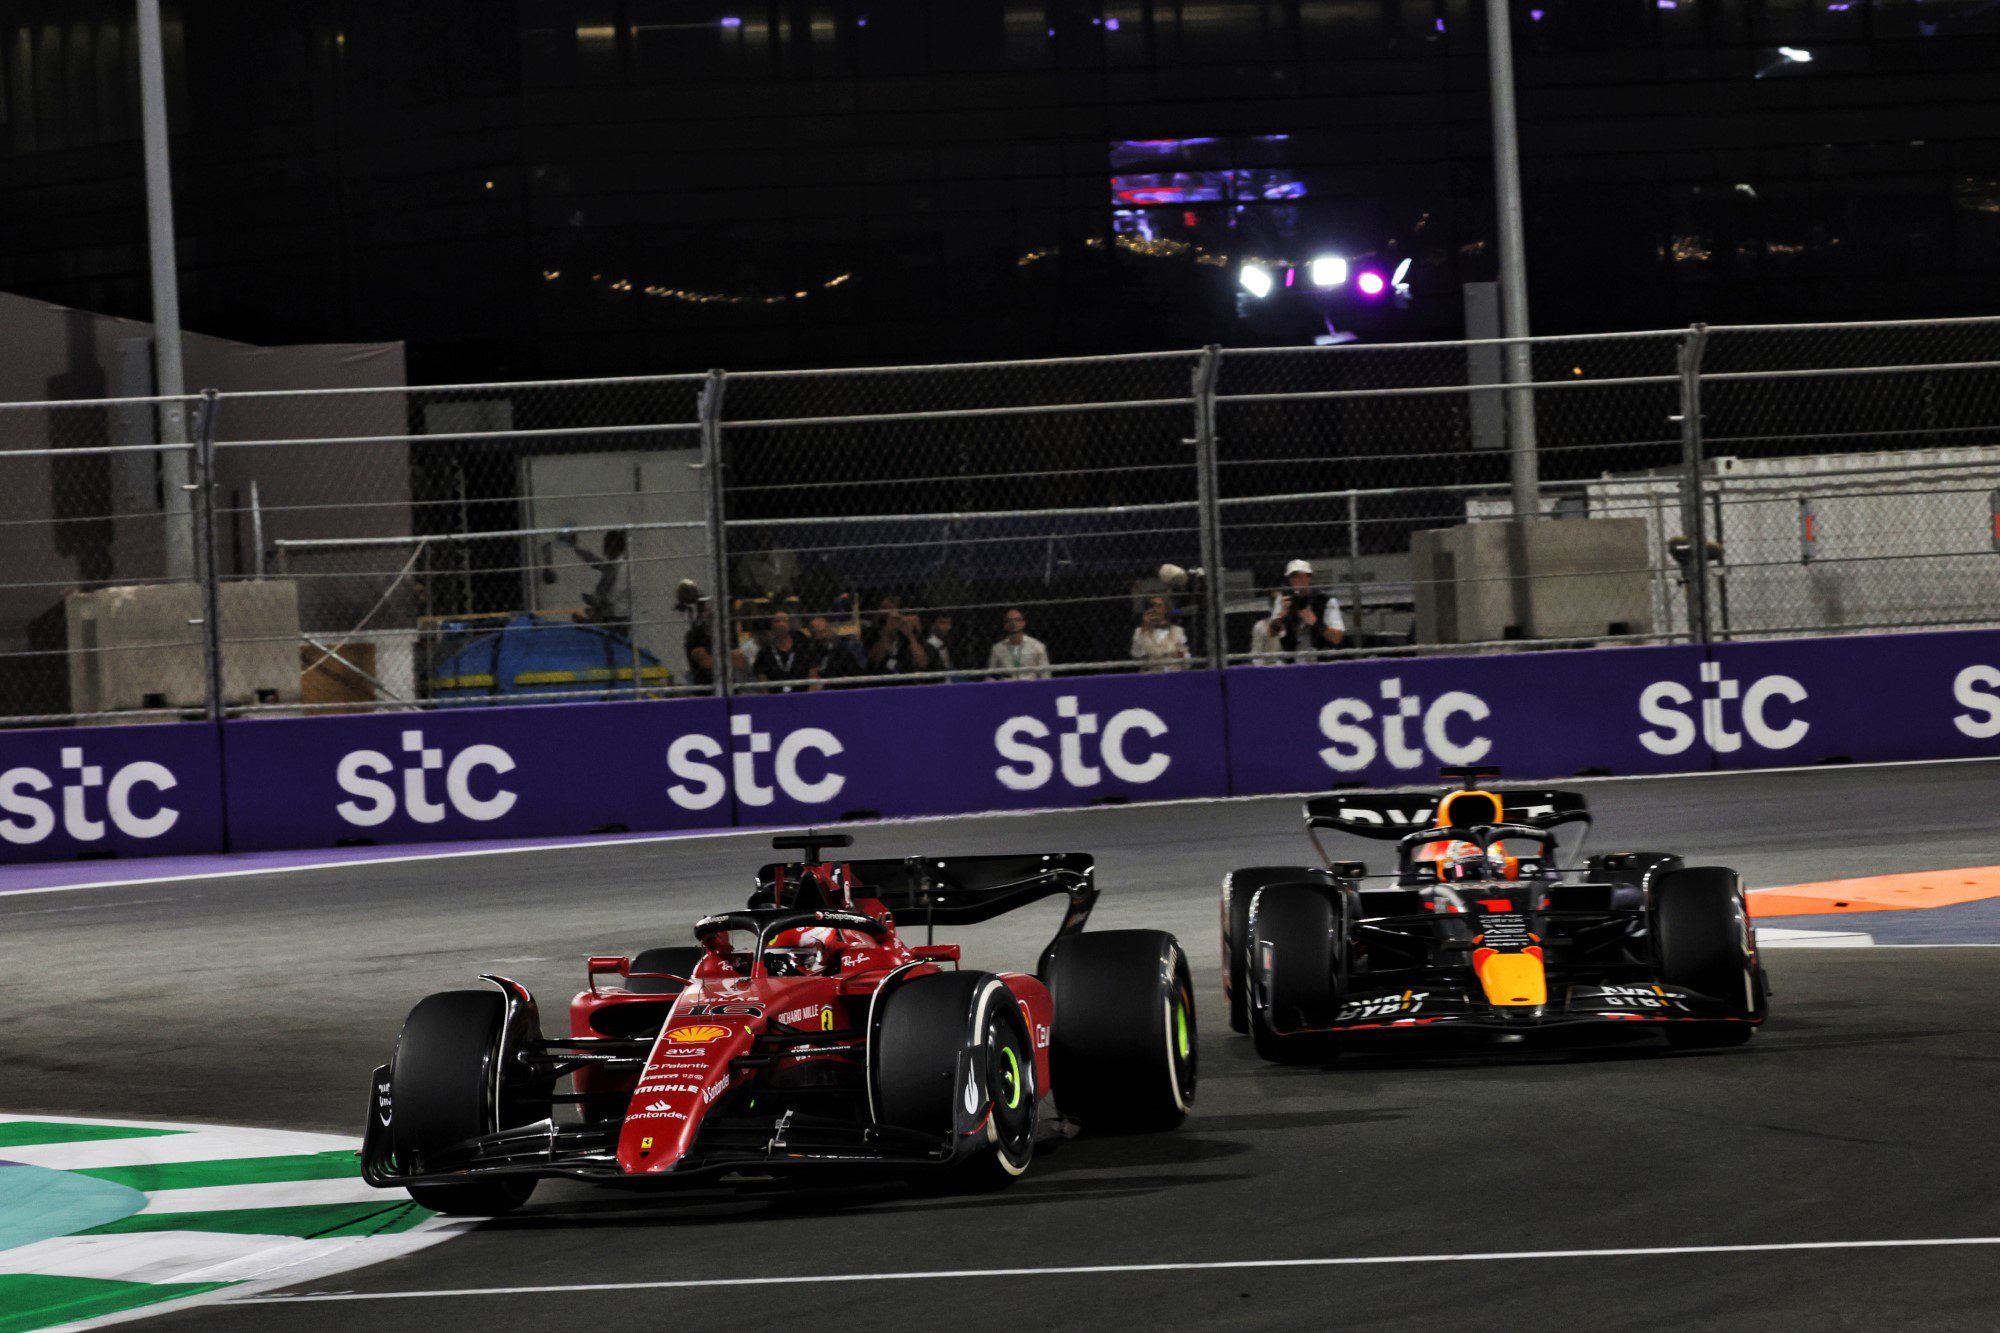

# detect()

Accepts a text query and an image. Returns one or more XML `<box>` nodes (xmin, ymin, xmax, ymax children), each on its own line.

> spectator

<box><xmin>683</xmin><ymin>599</ymin><xmax>717</xmax><ymax>688</ymax></box>
<box><xmin>556</xmin><ymin>527</ymin><xmax>630</xmax><ymax>627</ymax></box>
<box><xmin>1248</xmin><ymin>614</ymin><xmax>1283</xmax><ymax>664</ymax></box>
<box><xmin>752</xmin><ymin>611</ymin><xmax>815</xmax><ymax>693</ymax></box>
<box><xmin>925</xmin><ymin>612</ymin><xmax>957</xmax><ymax>680</ymax></box>
<box><xmin>1131</xmin><ymin>596</ymin><xmax>1190</xmax><ymax>671</ymax></box>
<box><xmin>732</xmin><ymin>529</ymin><xmax>799</xmax><ymax>601</ymax></box>
<box><xmin>1263</xmin><ymin>558</ymin><xmax>1345</xmax><ymax>661</ymax></box>
<box><xmin>806</xmin><ymin>615</ymin><xmax>861</xmax><ymax>687</ymax></box>
<box><xmin>987</xmin><ymin>608</ymin><xmax>1051</xmax><ymax>680</ymax></box>
<box><xmin>865</xmin><ymin>596</ymin><xmax>931</xmax><ymax>676</ymax></box>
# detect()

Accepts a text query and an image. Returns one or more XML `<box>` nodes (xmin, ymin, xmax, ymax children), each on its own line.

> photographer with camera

<box><xmin>865</xmin><ymin>595</ymin><xmax>931</xmax><ymax>678</ymax></box>
<box><xmin>1262</xmin><ymin>558</ymin><xmax>1345</xmax><ymax>661</ymax></box>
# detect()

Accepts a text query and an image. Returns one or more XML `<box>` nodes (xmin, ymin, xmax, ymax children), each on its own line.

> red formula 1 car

<box><xmin>362</xmin><ymin>832</ymin><xmax>1197</xmax><ymax>1213</ymax></box>
<box><xmin>1219</xmin><ymin>768</ymin><xmax>1769</xmax><ymax>1063</ymax></box>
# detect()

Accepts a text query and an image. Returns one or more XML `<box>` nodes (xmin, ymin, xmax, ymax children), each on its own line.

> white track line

<box><xmin>235</xmin><ymin>1236</ymin><xmax>2000</xmax><ymax>1304</ymax></box>
<box><xmin>10</xmin><ymin>753</ymin><xmax>2000</xmax><ymax>900</ymax></box>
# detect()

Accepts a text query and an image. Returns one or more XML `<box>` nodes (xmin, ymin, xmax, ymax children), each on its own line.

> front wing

<box><xmin>1280</xmin><ymin>981</ymin><xmax>1759</xmax><ymax>1036</ymax></box>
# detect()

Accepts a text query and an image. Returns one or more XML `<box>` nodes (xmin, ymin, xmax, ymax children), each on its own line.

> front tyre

<box><xmin>1248</xmin><ymin>886</ymin><xmax>1344</xmax><ymax>1066</ymax></box>
<box><xmin>1654</xmin><ymin>866</ymin><xmax>1762</xmax><ymax>1050</ymax></box>
<box><xmin>1222</xmin><ymin>867</ymin><xmax>1326</xmax><ymax>1034</ymax></box>
<box><xmin>1043</xmin><ymin>929</ymin><xmax>1197</xmax><ymax>1133</ymax></box>
<box><xmin>388</xmin><ymin>990</ymin><xmax>541</xmax><ymax>1215</ymax></box>
<box><xmin>873</xmin><ymin>971</ymin><xmax>1037</xmax><ymax>1188</ymax></box>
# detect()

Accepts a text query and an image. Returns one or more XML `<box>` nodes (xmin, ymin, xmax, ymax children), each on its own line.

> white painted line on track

<box><xmin>10</xmin><ymin>752</ymin><xmax>2000</xmax><ymax>901</ymax></box>
<box><xmin>235</xmin><ymin>1236</ymin><xmax>2000</xmax><ymax>1304</ymax></box>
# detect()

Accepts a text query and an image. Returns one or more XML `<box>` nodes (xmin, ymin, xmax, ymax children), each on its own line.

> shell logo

<box><xmin>663</xmin><ymin>1024</ymin><xmax>731</xmax><ymax>1044</ymax></box>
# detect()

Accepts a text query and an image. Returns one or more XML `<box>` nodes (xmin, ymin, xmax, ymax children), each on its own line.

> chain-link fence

<box><xmin>4</xmin><ymin>316</ymin><xmax>1999</xmax><ymax>727</ymax></box>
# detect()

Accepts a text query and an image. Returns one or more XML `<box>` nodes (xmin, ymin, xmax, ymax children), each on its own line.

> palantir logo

<box><xmin>993</xmin><ymin>695</ymin><xmax>1171</xmax><ymax>792</ymax></box>
<box><xmin>1637</xmin><ymin>663</ymin><xmax>1809</xmax><ymax>756</ymax></box>
<box><xmin>0</xmin><ymin>747</ymin><xmax>179</xmax><ymax>845</ymax></box>
<box><xmin>1316</xmin><ymin>678</ymin><xmax>1492</xmax><ymax>773</ymax></box>
<box><xmin>336</xmin><ymin>729</ymin><xmax>517</xmax><ymax>826</ymax></box>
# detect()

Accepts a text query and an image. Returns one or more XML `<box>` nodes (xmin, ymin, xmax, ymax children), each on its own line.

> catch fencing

<box><xmin>3</xmin><ymin>316</ymin><xmax>1999</xmax><ymax>727</ymax></box>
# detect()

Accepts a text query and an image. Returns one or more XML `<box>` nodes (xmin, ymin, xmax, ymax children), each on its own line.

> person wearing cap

<box><xmin>1264</xmin><ymin>558</ymin><xmax>1345</xmax><ymax>660</ymax></box>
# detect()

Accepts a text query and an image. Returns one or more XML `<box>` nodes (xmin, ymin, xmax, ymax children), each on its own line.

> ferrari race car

<box><xmin>362</xmin><ymin>832</ymin><xmax>1197</xmax><ymax>1213</ymax></box>
<box><xmin>1219</xmin><ymin>767</ymin><xmax>1769</xmax><ymax>1063</ymax></box>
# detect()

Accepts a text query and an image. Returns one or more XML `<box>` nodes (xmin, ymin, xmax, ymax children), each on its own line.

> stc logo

<box><xmin>0</xmin><ymin>748</ymin><xmax>179</xmax><ymax>845</ymax></box>
<box><xmin>994</xmin><ymin>696</ymin><xmax>1170</xmax><ymax>791</ymax></box>
<box><xmin>1637</xmin><ymin>663</ymin><xmax>1809</xmax><ymax>756</ymax></box>
<box><xmin>1317</xmin><ymin>678</ymin><xmax>1492</xmax><ymax>773</ymax></box>
<box><xmin>667</xmin><ymin>715</ymin><xmax>844</xmax><ymax>809</ymax></box>
<box><xmin>337</xmin><ymin>730</ymin><xmax>517</xmax><ymax>826</ymax></box>
<box><xmin>1951</xmin><ymin>664</ymin><xmax>2000</xmax><ymax>738</ymax></box>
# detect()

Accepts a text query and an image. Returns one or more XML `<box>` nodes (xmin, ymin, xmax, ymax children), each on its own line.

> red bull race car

<box><xmin>1219</xmin><ymin>768</ymin><xmax>1769</xmax><ymax>1063</ymax></box>
<box><xmin>363</xmin><ymin>833</ymin><xmax>1196</xmax><ymax>1213</ymax></box>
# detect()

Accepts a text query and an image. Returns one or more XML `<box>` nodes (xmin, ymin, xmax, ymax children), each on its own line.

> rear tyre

<box><xmin>1654</xmin><ymin>866</ymin><xmax>1761</xmax><ymax>1050</ymax></box>
<box><xmin>873</xmin><ymin>971</ymin><xmax>1036</xmax><ymax>1189</ymax></box>
<box><xmin>1043</xmin><ymin>930</ymin><xmax>1196</xmax><ymax>1133</ymax></box>
<box><xmin>1222</xmin><ymin>867</ymin><xmax>1325</xmax><ymax>1034</ymax></box>
<box><xmin>625</xmin><ymin>946</ymin><xmax>704</xmax><ymax>996</ymax></box>
<box><xmin>389</xmin><ymin>990</ymin><xmax>541</xmax><ymax>1215</ymax></box>
<box><xmin>1248</xmin><ymin>886</ymin><xmax>1344</xmax><ymax>1065</ymax></box>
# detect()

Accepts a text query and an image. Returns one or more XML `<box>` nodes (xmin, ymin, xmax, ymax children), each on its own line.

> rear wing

<box><xmin>1305</xmin><ymin>790</ymin><xmax>1591</xmax><ymax>842</ymax></box>
<box><xmin>755</xmin><ymin>853</ymin><xmax>1098</xmax><ymax>960</ymax></box>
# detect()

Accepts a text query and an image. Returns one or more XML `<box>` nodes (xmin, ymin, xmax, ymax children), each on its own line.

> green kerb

<box><xmin>0</xmin><ymin>1275</ymin><xmax>230</xmax><ymax>1333</ymax></box>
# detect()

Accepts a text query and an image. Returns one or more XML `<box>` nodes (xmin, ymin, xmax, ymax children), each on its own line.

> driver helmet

<box><xmin>1440</xmin><ymin>839</ymin><xmax>1508</xmax><ymax>883</ymax></box>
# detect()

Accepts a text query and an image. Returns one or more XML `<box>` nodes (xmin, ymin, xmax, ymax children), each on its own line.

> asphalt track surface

<box><xmin>7</xmin><ymin>762</ymin><xmax>2000</xmax><ymax>1330</ymax></box>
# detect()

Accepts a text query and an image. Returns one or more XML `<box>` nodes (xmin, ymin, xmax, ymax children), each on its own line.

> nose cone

<box><xmin>616</xmin><ymin>1021</ymin><xmax>754</xmax><ymax>1174</ymax></box>
<box><xmin>1473</xmin><ymin>947</ymin><xmax>1548</xmax><ymax>1007</ymax></box>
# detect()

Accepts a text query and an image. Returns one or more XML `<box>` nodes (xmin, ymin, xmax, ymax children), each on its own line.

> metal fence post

<box><xmin>1192</xmin><ymin>346</ymin><xmax>1225</xmax><ymax>670</ymax></box>
<box><xmin>698</xmin><ymin>369</ymin><xmax>731</xmax><ymax>699</ymax></box>
<box><xmin>1676</xmin><ymin>324</ymin><xmax>1712</xmax><ymax>645</ymax></box>
<box><xmin>194</xmin><ymin>388</ymin><xmax>226</xmax><ymax>720</ymax></box>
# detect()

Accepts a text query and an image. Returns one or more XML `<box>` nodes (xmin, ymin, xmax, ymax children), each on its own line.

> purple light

<box><xmin>719</xmin><ymin>15</ymin><xmax>742</xmax><ymax>28</ymax></box>
<box><xmin>1827</xmin><ymin>1</ymin><xmax>1851</xmax><ymax>9</ymax></box>
<box><xmin>1284</xmin><ymin>267</ymin><xmax>1295</xmax><ymax>288</ymax></box>
<box><xmin>1657</xmin><ymin>0</ymin><xmax>1677</xmax><ymax>9</ymax></box>
<box><xmin>1356</xmin><ymin>271</ymin><xmax>1387</xmax><ymax>298</ymax></box>
<box><xmin>1105</xmin><ymin>17</ymin><xmax>1121</xmax><ymax>31</ymax></box>
<box><xmin>1434</xmin><ymin>17</ymin><xmax>1446</xmax><ymax>32</ymax></box>
<box><xmin>1529</xmin><ymin>8</ymin><xmax>1544</xmax><ymax>19</ymax></box>
<box><xmin>856</xmin><ymin>15</ymin><xmax>869</xmax><ymax>27</ymax></box>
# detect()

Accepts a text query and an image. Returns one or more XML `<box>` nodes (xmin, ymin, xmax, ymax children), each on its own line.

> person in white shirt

<box><xmin>987</xmin><ymin>607</ymin><xmax>1051</xmax><ymax>680</ymax></box>
<box><xmin>1130</xmin><ymin>597</ymin><xmax>1190</xmax><ymax>671</ymax></box>
<box><xmin>1258</xmin><ymin>558</ymin><xmax>1345</xmax><ymax>662</ymax></box>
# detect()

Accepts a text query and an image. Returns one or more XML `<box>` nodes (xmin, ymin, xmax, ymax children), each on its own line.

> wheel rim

<box><xmin>1000</xmin><ymin>1045</ymin><xmax>1024</xmax><ymax>1111</ymax></box>
<box><xmin>983</xmin><ymin>1011</ymin><xmax>1035</xmax><ymax>1155</ymax></box>
<box><xmin>1161</xmin><ymin>960</ymin><xmax>1198</xmax><ymax>1113</ymax></box>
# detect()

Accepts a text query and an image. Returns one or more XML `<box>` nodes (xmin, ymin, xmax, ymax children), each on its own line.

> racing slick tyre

<box><xmin>1653</xmin><ymin>866</ymin><xmax>1762</xmax><ymax>1050</ymax></box>
<box><xmin>1248</xmin><ymin>886</ymin><xmax>1346</xmax><ymax>1065</ymax></box>
<box><xmin>1042</xmin><ymin>930</ymin><xmax>1197</xmax><ymax>1133</ymax></box>
<box><xmin>624</xmin><ymin>946</ymin><xmax>704</xmax><ymax>996</ymax></box>
<box><xmin>873</xmin><ymin>971</ymin><xmax>1037</xmax><ymax>1190</ymax></box>
<box><xmin>1222</xmin><ymin>867</ymin><xmax>1328</xmax><ymax>1034</ymax></box>
<box><xmin>389</xmin><ymin>990</ymin><xmax>543</xmax><ymax>1215</ymax></box>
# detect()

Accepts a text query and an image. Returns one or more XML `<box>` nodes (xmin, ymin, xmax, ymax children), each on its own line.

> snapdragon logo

<box><xmin>1637</xmin><ymin>662</ymin><xmax>1809</xmax><ymax>756</ymax></box>
<box><xmin>1951</xmin><ymin>664</ymin><xmax>2000</xmax><ymax>739</ymax></box>
<box><xmin>666</xmin><ymin>715</ymin><xmax>844</xmax><ymax>809</ymax></box>
<box><xmin>993</xmin><ymin>695</ymin><xmax>1171</xmax><ymax>792</ymax></box>
<box><xmin>1316</xmin><ymin>678</ymin><xmax>1492</xmax><ymax>773</ymax></box>
<box><xmin>336</xmin><ymin>730</ymin><xmax>517</xmax><ymax>826</ymax></box>
<box><xmin>0</xmin><ymin>748</ymin><xmax>179</xmax><ymax>845</ymax></box>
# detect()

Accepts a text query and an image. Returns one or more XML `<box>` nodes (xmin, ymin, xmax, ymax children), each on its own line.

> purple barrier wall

<box><xmin>728</xmin><ymin>670</ymin><xmax>1229</xmax><ymax>824</ymax></box>
<box><xmin>221</xmin><ymin>696</ymin><xmax>730</xmax><ymax>852</ymax></box>
<box><xmin>1704</xmin><ymin>629</ymin><xmax>2000</xmax><ymax>770</ymax></box>
<box><xmin>11</xmin><ymin>628</ymin><xmax>2000</xmax><ymax>865</ymax></box>
<box><xmin>1221</xmin><ymin>643</ymin><xmax>1712</xmax><ymax>795</ymax></box>
<box><xmin>0</xmin><ymin>721</ymin><xmax>224</xmax><ymax>864</ymax></box>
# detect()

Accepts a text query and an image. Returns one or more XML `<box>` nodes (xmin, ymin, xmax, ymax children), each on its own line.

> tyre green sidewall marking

<box><xmin>1000</xmin><ymin>1045</ymin><xmax>1024</xmax><ymax>1111</ymax></box>
<box><xmin>1175</xmin><ymin>999</ymin><xmax>1191</xmax><ymax>1060</ymax></box>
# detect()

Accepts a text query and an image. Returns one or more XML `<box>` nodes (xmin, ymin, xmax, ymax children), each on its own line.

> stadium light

<box><xmin>1778</xmin><ymin>46</ymin><xmax>1813</xmax><ymax>62</ymax></box>
<box><xmin>1239</xmin><ymin>264</ymin><xmax>1273</xmax><ymax>298</ymax></box>
<box><xmin>1356</xmin><ymin>270</ymin><xmax>1386</xmax><ymax>298</ymax></box>
<box><xmin>1308</xmin><ymin>255</ymin><xmax>1348</xmax><ymax>288</ymax></box>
